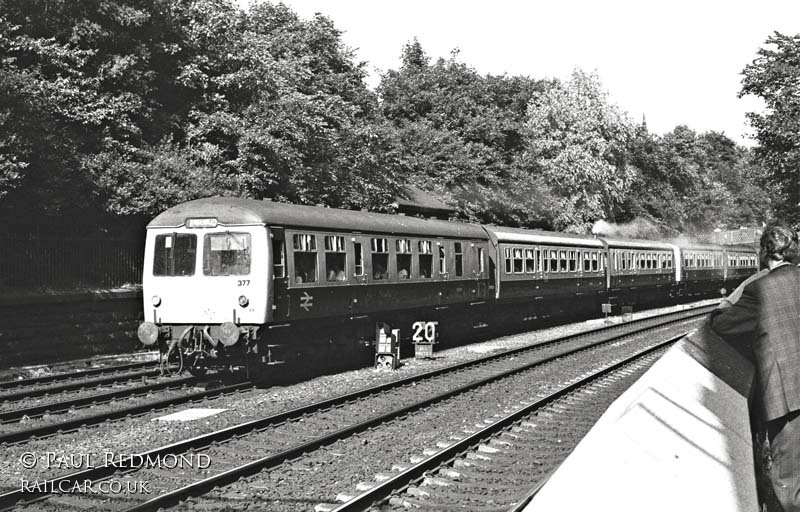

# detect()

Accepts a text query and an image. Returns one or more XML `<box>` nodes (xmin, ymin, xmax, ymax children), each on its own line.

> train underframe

<box><xmin>153</xmin><ymin>280</ymin><xmax>736</xmax><ymax>380</ymax></box>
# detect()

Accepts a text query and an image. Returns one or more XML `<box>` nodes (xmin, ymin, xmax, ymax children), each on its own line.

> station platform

<box><xmin>524</xmin><ymin>323</ymin><xmax>758</xmax><ymax>512</ymax></box>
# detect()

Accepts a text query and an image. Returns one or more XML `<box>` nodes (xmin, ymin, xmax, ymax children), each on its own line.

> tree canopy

<box><xmin>741</xmin><ymin>31</ymin><xmax>800</xmax><ymax>228</ymax></box>
<box><xmin>0</xmin><ymin>0</ymin><xmax>773</xmax><ymax>238</ymax></box>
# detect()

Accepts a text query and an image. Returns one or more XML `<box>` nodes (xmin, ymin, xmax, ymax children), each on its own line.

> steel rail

<box><xmin>0</xmin><ymin>361</ymin><xmax>158</xmax><ymax>391</ymax></box>
<box><xmin>331</xmin><ymin>335</ymin><xmax>679</xmax><ymax>512</ymax></box>
<box><xmin>0</xmin><ymin>369</ymin><xmax>163</xmax><ymax>403</ymax></box>
<box><xmin>0</xmin><ymin>305</ymin><xmax>709</xmax><ymax>510</ymax></box>
<box><xmin>0</xmin><ymin>376</ymin><xmax>196</xmax><ymax>423</ymax></box>
<box><xmin>0</xmin><ymin>381</ymin><xmax>253</xmax><ymax>445</ymax></box>
<box><xmin>121</xmin><ymin>330</ymin><xmax>689</xmax><ymax>511</ymax></box>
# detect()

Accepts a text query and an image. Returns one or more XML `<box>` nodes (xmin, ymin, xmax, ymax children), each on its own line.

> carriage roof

<box><xmin>483</xmin><ymin>225</ymin><xmax>604</xmax><ymax>248</ymax></box>
<box><xmin>148</xmin><ymin>197</ymin><xmax>488</xmax><ymax>239</ymax></box>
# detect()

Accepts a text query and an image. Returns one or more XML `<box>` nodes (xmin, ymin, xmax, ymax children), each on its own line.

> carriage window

<box><xmin>455</xmin><ymin>242</ymin><xmax>463</xmax><ymax>277</ymax></box>
<box><xmin>513</xmin><ymin>248</ymin><xmax>523</xmax><ymax>273</ymax></box>
<box><xmin>204</xmin><ymin>232</ymin><xmax>251</xmax><ymax>276</ymax></box>
<box><xmin>646</xmin><ymin>254</ymin><xmax>652</xmax><ymax>269</ymax></box>
<box><xmin>396</xmin><ymin>239</ymin><xmax>412</xmax><ymax>280</ymax></box>
<box><xmin>504</xmin><ymin>248</ymin><xmax>513</xmax><ymax>274</ymax></box>
<box><xmin>536</xmin><ymin>249</ymin><xmax>542</xmax><ymax>273</ymax></box>
<box><xmin>525</xmin><ymin>248</ymin><xmax>535</xmax><ymax>273</ymax></box>
<box><xmin>272</xmin><ymin>239</ymin><xmax>285</xmax><ymax>278</ymax></box>
<box><xmin>154</xmin><ymin>233</ymin><xmax>196</xmax><ymax>276</ymax></box>
<box><xmin>569</xmin><ymin>251</ymin><xmax>577</xmax><ymax>272</ymax></box>
<box><xmin>478</xmin><ymin>247</ymin><xmax>485</xmax><ymax>274</ymax></box>
<box><xmin>324</xmin><ymin>235</ymin><xmax>347</xmax><ymax>282</ymax></box>
<box><xmin>354</xmin><ymin>242</ymin><xmax>364</xmax><ymax>277</ymax></box>
<box><xmin>601</xmin><ymin>253</ymin><xmax>606</xmax><ymax>271</ymax></box>
<box><xmin>592</xmin><ymin>252</ymin><xmax>599</xmax><ymax>271</ymax></box>
<box><xmin>419</xmin><ymin>240</ymin><xmax>433</xmax><ymax>278</ymax></box>
<box><xmin>584</xmin><ymin>252</ymin><xmax>591</xmax><ymax>272</ymax></box>
<box><xmin>292</xmin><ymin>233</ymin><xmax>317</xmax><ymax>283</ymax></box>
<box><xmin>439</xmin><ymin>245</ymin><xmax>447</xmax><ymax>275</ymax></box>
<box><xmin>550</xmin><ymin>250</ymin><xmax>558</xmax><ymax>272</ymax></box>
<box><xmin>371</xmin><ymin>238</ymin><xmax>389</xmax><ymax>280</ymax></box>
<box><xmin>559</xmin><ymin>250</ymin><xmax>568</xmax><ymax>272</ymax></box>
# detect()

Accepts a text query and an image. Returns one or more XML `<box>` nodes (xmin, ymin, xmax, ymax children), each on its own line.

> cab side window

<box><xmin>292</xmin><ymin>234</ymin><xmax>317</xmax><ymax>284</ymax></box>
<box><xmin>272</xmin><ymin>239</ymin><xmax>285</xmax><ymax>278</ymax></box>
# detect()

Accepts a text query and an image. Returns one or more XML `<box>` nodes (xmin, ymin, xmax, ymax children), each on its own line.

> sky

<box><xmin>241</xmin><ymin>0</ymin><xmax>800</xmax><ymax>147</ymax></box>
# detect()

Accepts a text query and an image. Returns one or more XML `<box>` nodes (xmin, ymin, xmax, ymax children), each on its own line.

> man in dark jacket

<box><xmin>710</xmin><ymin>223</ymin><xmax>800</xmax><ymax>511</ymax></box>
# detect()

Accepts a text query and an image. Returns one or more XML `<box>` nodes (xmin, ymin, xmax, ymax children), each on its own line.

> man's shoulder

<box><xmin>752</xmin><ymin>264</ymin><xmax>800</xmax><ymax>291</ymax></box>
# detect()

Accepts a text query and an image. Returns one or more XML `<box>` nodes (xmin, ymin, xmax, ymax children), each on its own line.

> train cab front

<box><xmin>137</xmin><ymin>215</ymin><xmax>271</xmax><ymax>377</ymax></box>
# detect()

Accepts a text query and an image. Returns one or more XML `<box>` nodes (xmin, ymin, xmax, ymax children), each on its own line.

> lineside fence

<box><xmin>0</xmin><ymin>236</ymin><xmax>143</xmax><ymax>290</ymax></box>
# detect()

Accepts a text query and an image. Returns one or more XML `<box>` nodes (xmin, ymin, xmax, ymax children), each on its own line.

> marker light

<box><xmin>186</xmin><ymin>217</ymin><xmax>218</xmax><ymax>228</ymax></box>
<box><xmin>152</xmin><ymin>295</ymin><xmax>162</xmax><ymax>307</ymax></box>
<box><xmin>238</xmin><ymin>295</ymin><xmax>249</xmax><ymax>307</ymax></box>
<box><xmin>219</xmin><ymin>322</ymin><xmax>240</xmax><ymax>347</ymax></box>
<box><xmin>137</xmin><ymin>322</ymin><xmax>159</xmax><ymax>346</ymax></box>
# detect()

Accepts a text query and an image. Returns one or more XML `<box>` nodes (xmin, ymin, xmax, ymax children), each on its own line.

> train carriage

<box><xmin>137</xmin><ymin>196</ymin><xmax>760</xmax><ymax>378</ymax></box>
<box><xmin>723</xmin><ymin>245</ymin><xmax>760</xmax><ymax>292</ymax></box>
<box><xmin>482</xmin><ymin>226</ymin><xmax>608</xmax><ymax>322</ymax></box>
<box><xmin>138</xmin><ymin>197</ymin><xmax>492</xmax><ymax>375</ymax></box>
<box><xmin>677</xmin><ymin>243</ymin><xmax>726</xmax><ymax>299</ymax></box>
<box><xmin>604</xmin><ymin>238</ymin><xmax>679</xmax><ymax>307</ymax></box>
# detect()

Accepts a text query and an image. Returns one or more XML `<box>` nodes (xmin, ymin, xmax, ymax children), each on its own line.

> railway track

<box><xmin>0</xmin><ymin>304</ymin><xmax>709</xmax><ymax>511</ymax></box>
<box><xmin>0</xmin><ymin>378</ymin><xmax>254</xmax><ymax>445</ymax></box>
<box><xmin>0</xmin><ymin>368</ymin><xmax>165</xmax><ymax>404</ymax></box>
<box><xmin>338</xmin><ymin>339</ymin><xmax>669</xmax><ymax>511</ymax></box>
<box><xmin>0</xmin><ymin>361</ymin><xmax>158</xmax><ymax>392</ymax></box>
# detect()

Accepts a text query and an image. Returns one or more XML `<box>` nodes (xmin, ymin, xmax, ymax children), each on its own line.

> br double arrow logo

<box><xmin>299</xmin><ymin>292</ymin><xmax>314</xmax><ymax>312</ymax></box>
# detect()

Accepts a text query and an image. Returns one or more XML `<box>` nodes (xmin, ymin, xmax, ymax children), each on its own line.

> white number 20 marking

<box><xmin>412</xmin><ymin>321</ymin><xmax>438</xmax><ymax>343</ymax></box>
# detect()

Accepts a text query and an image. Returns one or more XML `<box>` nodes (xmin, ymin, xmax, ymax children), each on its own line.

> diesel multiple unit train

<box><xmin>137</xmin><ymin>197</ymin><xmax>758</xmax><ymax>376</ymax></box>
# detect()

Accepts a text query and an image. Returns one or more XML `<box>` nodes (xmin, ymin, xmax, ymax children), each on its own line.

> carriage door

<box><xmin>473</xmin><ymin>243</ymin><xmax>489</xmax><ymax>299</ymax></box>
<box><xmin>270</xmin><ymin>229</ymin><xmax>290</xmax><ymax>319</ymax></box>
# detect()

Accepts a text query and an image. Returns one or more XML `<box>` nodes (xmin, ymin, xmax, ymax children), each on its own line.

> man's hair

<box><xmin>760</xmin><ymin>222</ymin><xmax>800</xmax><ymax>262</ymax></box>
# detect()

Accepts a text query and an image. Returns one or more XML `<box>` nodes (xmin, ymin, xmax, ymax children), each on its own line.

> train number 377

<box><xmin>412</xmin><ymin>321</ymin><xmax>438</xmax><ymax>343</ymax></box>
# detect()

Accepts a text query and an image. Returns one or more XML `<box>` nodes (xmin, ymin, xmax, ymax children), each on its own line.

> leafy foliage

<box><xmin>525</xmin><ymin>70</ymin><xmax>636</xmax><ymax>232</ymax></box>
<box><xmin>377</xmin><ymin>40</ymin><xmax>552</xmax><ymax>226</ymax></box>
<box><xmin>0</xmin><ymin>1</ymin><xmax>773</xmax><ymax>240</ymax></box>
<box><xmin>741</xmin><ymin>32</ymin><xmax>800</xmax><ymax>228</ymax></box>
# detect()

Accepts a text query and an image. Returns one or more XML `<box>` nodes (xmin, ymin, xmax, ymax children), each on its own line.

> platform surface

<box><xmin>525</xmin><ymin>326</ymin><xmax>757</xmax><ymax>512</ymax></box>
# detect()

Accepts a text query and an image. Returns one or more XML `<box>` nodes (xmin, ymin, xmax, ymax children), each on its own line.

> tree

<box><xmin>0</xmin><ymin>0</ymin><xmax>406</xmax><ymax>223</ymax></box>
<box><xmin>378</xmin><ymin>40</ymin><xmax>550</xmax><ymax>226</ymax></box>
<box><xmin>741</xmin><ymin>32</ymin><xmax>800</xmax><ymax>227</ymax></box>
<box><xmin>524</xmin><ymin>70</ymin><xmax>636</xmax><ymax>232</ymax></box>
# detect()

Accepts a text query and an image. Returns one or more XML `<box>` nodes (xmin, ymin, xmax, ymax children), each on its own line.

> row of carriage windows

<box><xmin>154</xmin><ymin>232</ymin><xmax>758</xmax><ymax>281</ymax></box>
<box><xmin>681</xmin><ymin>252</ymin><xmax>757</xmax><ymax>268</ymax></box>
<box><xmin>615</xmin><ymin>251</ymin><xmax>673</xmax><ymax>271</ymax></box>
<box><xmin>728</xmin><ymin>253</ymin><xmax>758</xmax><ymax>268</ymax></box>
<box><xmin>287</xmin><ymin>234</ymin><xmax>482</xmax><ymax>284</ymax></box>
<box><xmin>683</xmin><ymin>252</ymin><xmax>723</xmax><ymax>269</ymax></box>
<box><xmin>504</xmin><ymin>248</ymin><xmax>605</xmax><ymax>275</ymax></box>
